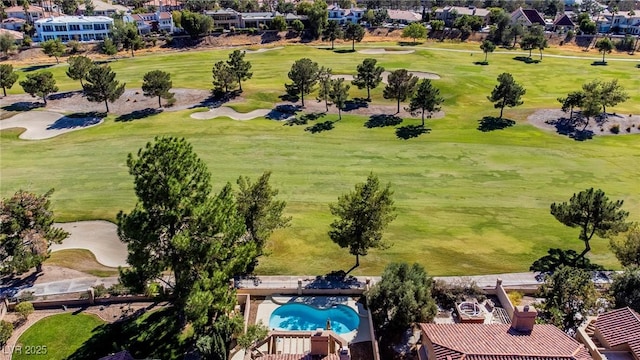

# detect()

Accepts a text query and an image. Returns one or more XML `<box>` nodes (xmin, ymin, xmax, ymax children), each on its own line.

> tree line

<box><xmin>0</xmin><ymin>56</ymin><xmax>174</xmax><ymax>111</ymax></box>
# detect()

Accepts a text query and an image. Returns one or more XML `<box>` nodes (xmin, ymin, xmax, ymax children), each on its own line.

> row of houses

<box><xmin>3</xmin><ymin>0</ymin><xmax>640</xmax><ymax>44</ymax></box>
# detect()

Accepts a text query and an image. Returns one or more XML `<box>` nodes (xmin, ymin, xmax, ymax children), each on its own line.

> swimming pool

<box><xmin>269</xmin><ymin>303</ymin><xmax>360</xmax><ymax>335</ymax></box>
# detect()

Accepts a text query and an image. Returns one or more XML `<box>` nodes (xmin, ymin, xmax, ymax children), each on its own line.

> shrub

<box><xmin>93</xmin><ymin>284</ymin><xmax>108</xmax><ymax>298</ymax></box>
<box><xmin>67</xmin><ymin>40</ymin><xmax>82</xmax><ymax>54</ymax></box>
<box><xmin>237</xmin><ymin>321</ymin><xmax>269</xmax><ymax>349</ymax></box>
<box><xmin>22</xmin><ymin>35</ymin><xmax>32</xmax><ymax>47</ymax></box>
<box><xmin>108</xmin><ymin>283</ymin><xmax>130</xmax><ymax>296</ymax></box>
<box><xmin>610</xmin><ymin>124</ymin><xmax>620</xmax><ymax>134</ymax></box>
<box><xmin>626</xmin><ymin>127</ymin><xmax>631</xmax><ymax>133</ymax></box>
<box><xmin>15</xmin><ymin>301</ymin><xmax>34</xmax><ymax>321</ymax></box>
<box><xmin>565</xmin><ymin>30</ymin><xmax>574</xmax><ymax>42</ymax></box>
<box><xmin>145</xmin><ymin>282</ymin><xmax>162</xmax><ymax>297</ymax></box>
<box><xmin>0</xmin><ymin>320</ymin><xmax>13</xmax><ymax>348</ymax></box>
<box><xmin>18</xmin><ymin>291</ymin><xmax>35</xmax><ymax>302</ymax></box>
<box><xmin>432</xmin><ymin>279</ymin><xmax>486</xmax><ymax>309</ymax></box>
<box><xmin>507</xmin><ymin>291</ymin><xmax>523</xmax><ymax>306</ymax></box>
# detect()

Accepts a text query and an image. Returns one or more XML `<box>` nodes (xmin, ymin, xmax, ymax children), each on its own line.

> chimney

<box><xmin>510</xmin><ymin>305</ymin><xmax>537</xmax><ymax>333</ymax></box>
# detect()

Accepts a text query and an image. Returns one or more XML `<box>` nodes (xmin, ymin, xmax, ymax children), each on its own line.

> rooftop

<box><xmin>421</xmin><ymin>323</ymin><xmax>592</xmax><ymax>360</ymax></box>
<box><xmin>35</xmin><ymin>15</ymin><xmax>114</xmax><ymax>23</ymax></box>
<box><xmin>594</xmin><ymin>307</ymin><xmax>640</xmax><ymax>360</ymax></box>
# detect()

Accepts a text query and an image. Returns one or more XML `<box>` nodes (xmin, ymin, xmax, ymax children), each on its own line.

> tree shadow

<box><xmin>530</xmin><ymin>248</ymin><xmax>604</xmax><ymax>274</ymax></box>
<box><xmin>305</xmin><ymin>120</ymin><xmax>334</xmax><ymax>133</ymax></box>
<box><xmin>398</xmin><ymin>41</ymin><xmax>421</xmax><ymax>46</ymax></box>
<box><xmin>261</xmin><ymin>31</ymin><xmax>282</xmax><ymax>44</ymax></box>
<box><xmin>303</xmin><ymin>271</ymin><xmax>364</xmax><ymax>290</ymax></box>
<box><xmin>286</xmin><ymin>112</ymin><xmax>326</xmax><ymax>126</ymax></box>
<box><xmin>49</xmin><ymin>91</ymin><xmax>81</xmax><ymax>100</ymax></box>
<box><xmin>636</xmin><ymin>64</ymin><xmax>640</xmax><ymax>69</ymax></box>
<box><xmin>477</xmin><ymin>116</ymin><xmax>515</xmax><ymax>132</ymax></box>
<box><xmin>334</xmin><ymin>49</ymin><xmax>356</xmax><ymax>54</ymax></box>
<box><xmin>1</xmin><ymin>101</ymin><xmax>45</xmax><ymax>112</ymax></box>
<box><xmin>513</xmin><ymin>56</ymin><xmax>540</xmax><ymax>64</ymax></box>
<box><xmin>0</xmin><ymin>271</ymin><xmax>42</xmax><ymax>299</ymax></box>
<box><xmin>20</xmin><ymin>64</ymin><xmax>54</xmax><ymax>72</ymax></box>
<box><xmin>473</xmin><ymin>61</ymin><xmax>489</xmax><ymax>66</ymax></box>
<box><xmin>47</xmin><ymin>112</ymin><xmax>105</xmax><ymax>129</ymax></box>
<box><xmin>266</xmin><ymin>104</ymin><xmax>301</xmax><ymax>121</ymax></box>
<box><xmin>544</xmin><ymin>117</ymin><xmax>594</xmax><ymax>141</ymax></box>
<box><xmin>343</xmin><ymin>98</ymin><xmax>369</xmax><ymax>111</ymax></box>
<box><xmin>364</xmin><ymin>114</ymin><xmax>403</xmax><ymax>128</ymax></box>
<box><xmin>115</xmin><ymin>108</ymin><xmax>163</xmax><ymax>122</ymax></box>
<box><xmin>189</xmin><ymin>90</ymin><xmax>239</xmax><ymax>109</ymax></box>
<box><xmin>66</xmin><ymin>307</ymin><xmax>188</xmax><ymax>360</ymax></box>
<box><xmin>591</xmin><ymin>61</ymin><xmax>608</xmax><ymax>66</ymax></box>
<box><xmin>395</xmin><ymin>124</ymin><xmax>430</xmax><ymax>139</ymax></box>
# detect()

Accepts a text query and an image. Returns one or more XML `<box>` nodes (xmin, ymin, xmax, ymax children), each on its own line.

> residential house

<box><xmin>1</xmin><ymin>17</ymin><xmax>27</xmax><ymax>32</ymax></box>
<box><xmin>553</xmin><ymin>13</ymin><xmax>575</xmax><ymax>32</ymax></box>
<box><xmin>130</xmin><ymin>11</ymin><xmax>174</xmax><ymax>33</ymax></box>
<box><xmin>577</xmin><ymin>307</ymin><xmax>640</xmax><ymax>360</ymax></box>
<box><xmin>204</xmin><ymin>9</ymin><xmax>304</xmax><ymax>29</ymax></box>
<box><xmin>77</xmin><ymin>0</ymin><xmax>130</xmax><ymax>17</ymax></box>
<box><xmin>419</xmin><ymin>305</ymin><xmax>593</xmax><ymax>360</ymax></box>
<box><xmin>511</xmin><ymin>7</ymin><xmax>546</xmax><ymax>27</ymax></box>
<box><xmin>143</xmin><ymin>0</ymin><xmax>183</xmax><ymax>12</ymax></box>
<box><xmin>610</xmin><ymin>12</ymin><xmax>640</xmax><ymax>34</ymax></box>
<box><xmin>327</xmin><ymin>4</ymin><xmax>365</xmax><ymax>24</ymax></box>
<box><xmin>0</xmin><ymin>28</ymin><xmax>24</xmax><ymax>43</ymax></box>
<box><xmin>205</xmin><ymin>8</ymin><xmax>241</xmax><ymax>29</ymax></box>
<box><xmin>419</xmin><ymin>279</ymin><xmax>592</xmax><ymax>360</ymax></box>
<box><xmin>34</xmin><ymin>15</ymin><xmax>113</xmax><ymax>42</ymax></box>
<box><xmin>434</xmin><ymin>6</ymin><xmax>490</xmax><ymax>27</ymax></box>
<box><xmin>4</xmin><ymin>5</ymin><xmax>60</xmax><ymax>23</ymax></box>
<box><xmin>386</xmin><ymin>9</ymin><xmax>422</xmax><ymax>25</ymax></box>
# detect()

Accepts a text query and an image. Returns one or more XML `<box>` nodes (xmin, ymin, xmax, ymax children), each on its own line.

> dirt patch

<box><xmin>0</xmin><ymin>88</ymin><xmax>213</xmax><ymax>118</ymax></box>
<box><xmin>527</xmin><ymin>109</ymin><xmax>640</xmax><ymax>139</ymax></box>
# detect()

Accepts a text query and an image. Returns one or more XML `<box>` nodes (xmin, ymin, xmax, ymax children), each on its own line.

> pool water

<box><xmin>269</xmin><ymin>303</ymin><xmax>360</xmax><ymax>335</ymax></box>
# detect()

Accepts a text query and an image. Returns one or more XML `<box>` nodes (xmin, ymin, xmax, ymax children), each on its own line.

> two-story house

<box><xmin>327</xmin><ymin>4</ymin><xmax>365</xmax><ymax>24</ymax></box>
<box><xmin>34</xmin><ymin>15</ymin><xmax>114</xmax><ymax>42</ymax></box>
<box><xmin>434</xmin><ymin>6</ymin><xmax>490</xmax><ymax>27</ymax></box>
<box><xmin>130</xmin><ymin>12</ymin><xmax>174</xmax><ymax>34</ymax></box>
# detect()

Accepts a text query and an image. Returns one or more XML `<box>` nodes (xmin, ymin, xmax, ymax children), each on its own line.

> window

<box><xmin>95</xmin><ymin>33</ymin><xmax>105</xmax><ymax>40</ymax></box>
<box><xmin>60</xmin><ymin>34</ymin><xmax>69</xmax><ymax>41</ymax></box>
<box><xmin>69</xmin><ymin>24</ymin><xmax>80</xmax><ymax>30</ymax></box>
<box><xmin>83</xmin><ymin>24</ymin><xmax>93</xmax><ymax>30</ymax></box>
<box><xmin>54</xmin><ymin>25</ymin><xmax>66</xmax><ymax>31</ymax></box>
<box><xmin>43</xmin><ymin>25</ymin><xmax>53</xmax><ymax>32</ymax></box>
<box><xmin>94</xmin><ymin>23</ymin><xmax>105</xmax><ymax>30</ymax></box>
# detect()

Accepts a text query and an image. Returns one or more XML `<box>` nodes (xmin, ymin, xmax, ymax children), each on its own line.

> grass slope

<box><xmin>14</xmin><ymin>313</ymin><xmax>105</xmax><ymax>360</ymax></box>
<box><xmin>2</xmin><ymin>45</ymin><xmax>639</xmax><ymax>275</ymax></box>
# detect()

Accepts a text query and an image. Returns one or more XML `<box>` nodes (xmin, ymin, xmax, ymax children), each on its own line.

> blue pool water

<box><xmin>269</xmin><ymin>303</ymin><xmax>360</xmax><ymax>335</ymax></box>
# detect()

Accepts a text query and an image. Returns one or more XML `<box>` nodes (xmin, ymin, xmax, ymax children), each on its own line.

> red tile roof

<box><xmin>257</xmin><ymin>355</ymin><xmax>340</xmax><ymax>360</ymax></box>
<box><xmin>594</xmin><ymin>307</ymin><xmax>640</xmax><ymax>359</ymax></box>
<box><xmin>420</xmin><ymin>324</ymin><xmax>592</xmax><ymax>360</ymax></box>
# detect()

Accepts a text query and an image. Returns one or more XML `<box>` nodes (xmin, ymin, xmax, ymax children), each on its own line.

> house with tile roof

<box><xmin>77</xmin><ymin>0</ymin><xmax>130</xmax><ymax>17</ymax></box>
<box><xmin>0</xmin><ymin>17</ymin><xmax>27</xmax><ymax>32</ymax></box>
<box><xmin>4</xmin><ymin>5</ymin><xmax>61</xmax><ymax>23</ymax></box>
<box><xmin>386</xmin><ymin>9</ymin><xmax>422</xmax><ymax>25</ymax></box>
<box><xmin>577</xmin><ymin>307</ymin><xmax>640</xmax><ymax>360</ymax></box>
<box><xmin>327</xmin><ymin>4</ymin><xmax>365</xmax><ymax>24</ymax></box>
<box><xmin>419</xmin><ymin>305</ymin><xmax>593</xmax><ymax>360</ymax></box>
<box><xmin>511</xmin><ymin>7</ymin><xmax>546</xmax><ymax>27</ymax></box>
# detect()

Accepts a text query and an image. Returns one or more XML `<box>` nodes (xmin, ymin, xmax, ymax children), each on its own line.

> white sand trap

<box><xmin>244</xmin><ymin>46</ymin><xmax>284</xmax><ymax>54</ymax></box>
<box><xmin>382</xmin><ymin>70</ymin><xmax>441</xmax><ymax>81</ymax></box>
<box><xmin>0</xmin><ymin>111</ymin><xmax>103</xmax><ymax>140</ymax></box>
<box><xmin>358</xmin><ymin>48</ymin><xmax>415</xmax><ymax>55</ymax></box>
<box><xmin>191</xmin><ymin>106</ymin><xmax>270</xmax><ymax>120</ymax></box>
<box><xmin>51</xmin><ymin>221</ymin><xmax>127</xmax><ymax>268</ymax></box>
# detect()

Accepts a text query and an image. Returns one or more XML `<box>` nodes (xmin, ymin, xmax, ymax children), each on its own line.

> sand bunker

<box><xmin>51</xmin><ymin>221</ymin><xmax>127</xmax><ymax>268</ymax></box>
<box><xmin>382</xmin><ymin>70</ymin><xmax>440</xmax><ymax>81</ymax></box>
<box><xmin>244</xmin><ymin>46</ymin><xmax>284</xmax><ymax>54</ymax></box>
<box><xmin>332</xmin><ymin>71</ymin><xmax>440</xmax><ymax>84</ymax></box>
<box><xmin>191</xmin><ymin>106</ymin><xmax>270</xmax><ymax>120</ymax></box>
<box><xmin>0</xmin><ymin>111</ymin><xmax>103</xmax><ymax>140</ymax></box>
<box><xmin>358</xmin><ymin>48</ymin><xmax>415</xmax><ymax>55</ymax></box>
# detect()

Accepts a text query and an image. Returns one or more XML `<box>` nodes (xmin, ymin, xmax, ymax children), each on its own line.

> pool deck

<box><xmin>256</xmin><ymin>295</ymin><xmax>372</xmax><ymax>344</ymax></box>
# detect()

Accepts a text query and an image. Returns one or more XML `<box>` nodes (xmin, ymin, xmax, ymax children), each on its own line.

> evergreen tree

<box><xmin>42</xmin><ymin>38</ymin><xmax>65</xmax><ymax>63</ymax></box>
<box><xmin>487</xmin><ymin>72</ymin><xmax>525</xmax><ymax>119</ymax></box>
<box><xmin>352</xmin><ymin>58</ymin><xmax>384</xmax><ymax>101</ymax></box>
<box><xmin>0</xmin><ymin>64</ymin><xmax>19</xmax><ymax>96</ymax></box>
<box><xmin>407</xmin><ymin>79</ymin><xmax>444</xmax><ymax>126</ymax></box>
<box><xmin>383</xmin><ymin>69</ymin><xmax>418</xmax><ymax>114</ymax></box>
<box><xmin>226</xmin><ymin>50</ymin><xmax>252</xmax><ymax>92</ymax></box>
<box><xmin>66</xmin><ymin>55</ymin><xmax>94</xmax><ymax>88</ymax></box>
<box><xmin>142</xmin><ymin>69</ymin><xmax>172</xmax><ymax>107</ymax></box>
<box><xmin>19</xmin><ymin>71</ymin><xmax>58</xmax><ymax>105</ymax></box>
<box><xmin>83</xmin><ymin>65</ymin><xmax>126</xmax><ymax>113</ymax></box>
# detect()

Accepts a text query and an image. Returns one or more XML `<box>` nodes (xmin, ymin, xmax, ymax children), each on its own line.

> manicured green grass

<box><xmin>14</xmin><ymin>313</ymin><xmax>105</xmax><ymax>360</ymax></box>
<box><xmin>2</xmin><ymin>45</ymin><xmax>640</xmax><ymax>276</ymax></box>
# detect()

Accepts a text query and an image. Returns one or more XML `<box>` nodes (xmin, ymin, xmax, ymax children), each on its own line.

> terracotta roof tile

<box><xmin>594</xmin><ymin>307</ymin><xmax>640</xmax><ymax>359</ymax></box>
<box><xmin>257</xmin><ymin>355</ymin><xmax>340</xmax><ymax>360</ymax></box>
<box><xmin>420</xmin><ymin>324</ymin><xmax>592</xmax><ymax>360</ymax></box>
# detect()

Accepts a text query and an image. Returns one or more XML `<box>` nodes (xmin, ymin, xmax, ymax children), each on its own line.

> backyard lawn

<box><xmin>2</xmin><ymin>45</ymin><xmax>639</xmax><ymax>276</ymax></box>
<box><xmin>13</xmin><ymin>313</ymin><xmax>105</xmax><ymax>360</ymax></box>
